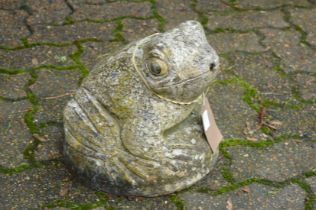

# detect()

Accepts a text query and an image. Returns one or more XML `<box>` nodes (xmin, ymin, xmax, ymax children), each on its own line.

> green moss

<box><xmin>23</xmin><ymin>138</ymin><xmax>42</xmax><ymax>166</ymax></box>
<box><xmin>281</xmin><ymin>7</ymin><xmax>313</xmax><ymax>48</ymax></box>
<box><xmin>221</xmin><ymin>167</ymin><xmax>235</xmax><ymax>183</ymax></box>
<box><xmin>190</xmin><ymin>0</ymin><xmax>208</xmax><ymax>27</ymax></box>
<box><xmin>260</xmin><ymin>125</ymin><xmax>272</xmax><ymax>135</ymax></box>
<box><xmin>170</xmin><ymin>194</ymin><xmax>185</xmax><ymax>210</ymax></box>
<box><xmin>111</xmin><ymin>19</ymin><xmax>126</xmax><ymax>43</ymax></box>
<box><xmin>195</xmin><ymin>170</ymin><xmax>316</xmax><ymax>196</ymax></box>
<box><xmin>149</xmin><ymin>0</ymin><xmax>166</xmax><ymax>32</ymax></box>
<box><xmin>24</xmin><ymin>111</ymin><xmax>38</xmax><ymax>134</ymax></box>
<box><xmin>213</xmin><ymin>76</ymin><xmax>262</xmax><ymax>112</ymax></box>
<box><xmin>304</xmin><ymin>171</ymin><xmax>316</xmax><ymax>177</ymax></box>
<box><xmin>291</xmin><ymin>178</ymin><xmax>315</xmax><ymax>210</ymax></box>
<box><xmin>69</xmin><ymin>42</ymin><xmax>90</xmax><ymax>83</ymax></box>
<box><xmin>208</xmin><ymin>27</ymin><xmax>249</xmax><ymax>34</ymax></box>
<box><xmin>20</xmin><ymin>0</ymin><xmax>33</xmax><ymax>14</ymax></box>
<box><xmin>0</xmin><ymin>163</ymin><xmax>31</xmax><ymax>174</ymax></box>
<box><xmin>0</xmin><ymin>67</ymin><xmax>25</xmax><ymax>74</ymax></box>
<box><xmin>0</xmin><ymin>37</ymin><xmax>102</xmax><ymax>52</ymax></box>
<box><xmin>64</xmin><ymin>15</ymin><xmax>75</xmax><ymax>25</ymax></box>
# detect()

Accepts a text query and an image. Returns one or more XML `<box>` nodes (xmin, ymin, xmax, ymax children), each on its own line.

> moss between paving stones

<box><xmin>281</xmin><ymin>7</ymin><xmax>314</xmax><ymax>49</ymax></box>
<box><xmin>69</xmin><ymin>41</ymin><xmax>90</xmax><ymax>82</ymax></box>
<box><xmin>190</xmin><ymin>0</ymin><xmax>208</xmax><ymax>28</ymax></box>
<box><xmin>149</xmin><ymin>0</ymin><xmax>166</xmax><ymax>31</ymax></box>
<box><xmin>170</xmin><ymin>194</ymin><xmax>185</xmax><ymax>210</ymax></box>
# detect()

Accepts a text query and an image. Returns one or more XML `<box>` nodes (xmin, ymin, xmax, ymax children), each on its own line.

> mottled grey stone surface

<box><xmin>63</xmin><ymin>21</ymin><xmax>220</xmax><ymax>196</ymax></box>
<box><xmin>180</xmin><ymin>183</ymin><xmax>306</xmax><ymax>210</ymax></box>
<box><xmin>228</xmin><ymin>140</ymin><xmax>316</xmax><ymax>181</ymax></box>
<box><xmin>0</xmin><ymin>100</ymin><xmax>32</xmax><ymax>168</ymax></box>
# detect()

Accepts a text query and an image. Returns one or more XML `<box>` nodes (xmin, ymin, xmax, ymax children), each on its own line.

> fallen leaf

<box><xmin>32</xmin><ymin>58</ymin><xmax>39</xmax><ymax>65</ymax></box>
<box><xmin>269</xmin><ymin>120</ymin><xmax>282</xmax><ymax>128</ymax></box>
<box><xmin>244</xmin><ymin>122</ymin><xmax>259</xmax><ymax>141</ymax></box>
<box><xmin>258</xmin><ymin>106</ymin><xmax>267</xmax><ymax>125</ymax></box>
<box><xmin>32</xmin><ymin>134</ymin><xmax>48</xmax><ymax>142</ymax></box>
<box><xmin>59</xmin><ymin>181</ymin><xmax>71</xmax><ymax>196</ymax></box>
<box><xmin>263</xmin><ymin>120</ymin><xmax>282</xmax><ymax>130</ymax></box>
<box><xmin>241</xmin><ymin>186</ymin><xmax>251</xmax><ymax>193</ymax></box>
<box><xmin>226</xmin><ymin>198</ymin><xmax>233</xmax><ymax>210</ymax></box>
<box><xmin>246</xmin><ymin>137</ymin><xmax>257</xmax><ymax>141</ymax></box>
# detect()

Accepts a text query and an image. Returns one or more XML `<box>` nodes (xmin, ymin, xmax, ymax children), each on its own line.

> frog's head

<box><xmin>133</xmin><ymin>20</ymin><xmax>219</xmax><ymax>104</ymax></box>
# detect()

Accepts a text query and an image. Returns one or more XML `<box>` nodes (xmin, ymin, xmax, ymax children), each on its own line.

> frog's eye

<box><xmin>148</xmin><ymin>59</ymin><xmax>168</xmax><ymax>76</ymax></box>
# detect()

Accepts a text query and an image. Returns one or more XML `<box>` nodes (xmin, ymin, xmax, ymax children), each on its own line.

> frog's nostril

<box><xmin>209</xmin><ymin>63</ymin><xmax>216</xmax><ymax>72</ymax></box>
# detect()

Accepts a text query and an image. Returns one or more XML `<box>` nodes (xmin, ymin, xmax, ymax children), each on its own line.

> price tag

<box><xmin>201</xmin><ymin>95</ymin><xmax>223</xmax><ymax>153</ymax></box>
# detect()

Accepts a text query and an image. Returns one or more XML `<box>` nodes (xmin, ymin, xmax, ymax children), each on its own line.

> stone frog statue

<box><xmin>63</xmin><ymin>20</ymin><xmax>220</xmax><ymax>197</ymax></box>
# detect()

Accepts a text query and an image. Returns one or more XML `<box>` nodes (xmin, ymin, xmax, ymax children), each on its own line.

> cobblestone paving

<box><xmin>0</xmin><ymin>0</ymin><xmax>315</xmax><ymax>209</ymax></box>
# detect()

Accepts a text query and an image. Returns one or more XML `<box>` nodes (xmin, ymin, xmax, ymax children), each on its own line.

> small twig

<box><xmin>258</xmin><ymin>106</ymin><xmax>267</xmax><ymax>126</ymax></box>
<box><xmin>33</xmin><ymin>133</ymin><xmax>48</xmax><ymax>142</ymax></box>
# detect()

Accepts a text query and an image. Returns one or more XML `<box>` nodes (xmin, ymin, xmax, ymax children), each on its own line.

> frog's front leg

<box><xmin>120</xmin><ymin>117</ymin><xmax>165</xmax><ymax>161</ymax></box>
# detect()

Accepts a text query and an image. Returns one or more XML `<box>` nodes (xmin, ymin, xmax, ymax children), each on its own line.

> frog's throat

<box><xmin>131</xmin><ymin>33</ymin><xmax>203</xmax><ymax>105</ymax></box>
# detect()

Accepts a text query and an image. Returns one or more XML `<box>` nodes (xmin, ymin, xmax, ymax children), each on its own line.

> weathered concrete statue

<box><xmin>63</xmin><ymin>20</ymin><xmax>220</xmax><ymax>196</ymax></box>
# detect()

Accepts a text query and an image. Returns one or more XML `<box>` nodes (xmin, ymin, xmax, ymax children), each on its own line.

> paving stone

<box><xmin>108</xmin><ymin>196</ymin><xmax>176</xmax><ymax>210</ymax></box>
<box><xmin>207</xmin><ymin>32</ymin><xmax>265</xmax><ymax>53</ymax></box>
<box><xmin>0</xmin><ymin>100</ymin><xmax>32</xmax><ymax>168</ymax></box>
<box><xmin>0</xmin><ymin>73</ymin><xmax>29</xmax><ymax>99</ymax></box>
<box><xmin>180</xmin><ymin>183</ymin><xmax>306</xmax><ymax>210</ymax></box>
<box><xmin>156</xmin><ymin>0</ymin><xmax>198</xmax><ymax>30</ymax></box>
<box><xmin>26</xmin><ymin>0</ymin><xmax>71</xmax><ymax>26</ymax></box>
<box><xmin>228</xmin><ymin>140</ymin><xmax>316</xmax><ymax>181</ymax></box>
<box><xmin>30</xmin><ymin>69</ymin><xmax>81</xmax><ymax>123</ymax></box>
<box><xmin>225</xmin><ymin>51</ymin><xmax>293</xmax><ymax>103</ymax></box>
<box><xmin>207</xmin><ymin>79</ymin><xmax>266</xmax><ymax>140</ymax></box>
<box><xmin>269</xmin><ymin>104</ymin><xmax>316</xmax><ymax>139</ymax></box>
<box><xmin>122</xmin><ymin>18</ymin><xmax>159</xmax><ymax>43</ymax></box>
<box><xmin>306</xmin><ymin>176</ymin><xmax>316</xmax><ymax>192</ymax></box>
<box><xmin>35</xmin><ymin>124</ymin><xmax>64</xmax><ymax>161</ymax></box>
<box><xmin>29</xmin><ymin>22</ymin><xmax>115</xmax><ymax>43</ymax></box>
<box><xmin>0</xmin><ymin>45</ymin><xmax>76</xmax><ymax>69</ymax></box>
<box><xmin>260</xmin><ymin>28</ymin><xmax>316</xmax><ymax>73</ymax></box>
<box><xmin>293</xmin><ymin>73</ymin><xmax>316</xmax><ymax>101</ymax></box>
<box><xmin>207</xmin><ymin>10</ymin><xmax>288</xmax><ymax>31</ymax></box>
<box><xmin>0</xmin><ymin>0</ymin><xmax>21</xmax><ymax>10</ymax></box>
<box><xmin>191</xmin><ymin>156</ymin><xmax>229</xmax><ymax>191</ymax></box>
<box><xmin>289</xmin><ymin>8</ymin><xmax>316</xmax><ymax>47</ymax></box>
<box><xmin>0</xmin><ymin>163</ymin><xmax>98</xmax><ymax>209</ymax></box>
<box><xmin>69</xmin><ymin>1</ymin><xmax>152</xmax><ymax>21</ymax></box>
<box><xmin>306</xmin><ymin>176</ymin><xmax>316</xmax><ymax>209</ymax></box>
<box><xmin>228</xmin><ymin>0</ymin><xmax>311</xmax><ymax>9</ymax></box>
<box><xmin>0</xmin><ymin>10</ymin><xmax>30</xmax><ymax>47</ymax></box>
<box><xmin>196</xmin><ymin>0</ymin><xmax>232</xmax><ymax>12</ymax></box>
<box><xmin>81</xmin><ymin>41</ymin><xmax>122</xmax><ymax>70</ymax></box>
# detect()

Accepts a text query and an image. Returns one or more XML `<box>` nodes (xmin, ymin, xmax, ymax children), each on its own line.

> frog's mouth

<box><xmin>159</xmin><ymin>71</ymin><xmax>215</xmax><ymax>88</ymax></box>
